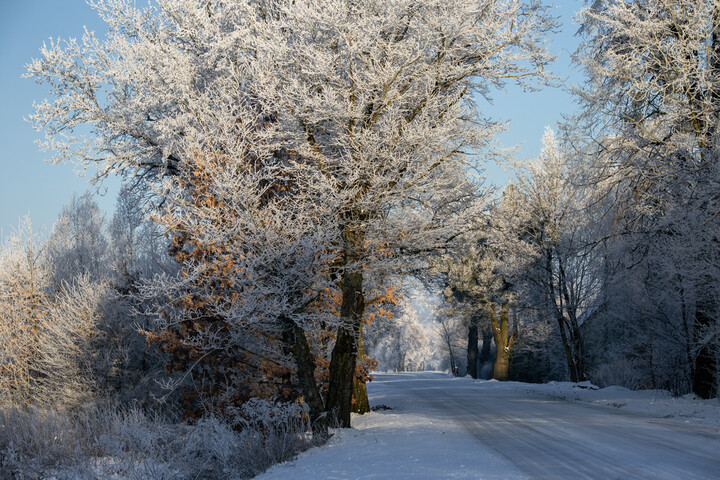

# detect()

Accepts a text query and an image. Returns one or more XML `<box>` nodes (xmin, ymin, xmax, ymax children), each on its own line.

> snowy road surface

<box><xmin>256</xmin><ymin>372</ymin><xmax>720</xmax><ymax>479</ymax></box>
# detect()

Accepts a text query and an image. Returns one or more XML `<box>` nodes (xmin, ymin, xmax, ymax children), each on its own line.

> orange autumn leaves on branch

<box><xmin>145</xmin><ymin>143</ymin><xmax>341</xmax><ymax>421</ymax></box>
<box><xmin>356</xmin><ymin>286</ymin><xmax>401</xmax><ymax>385</ymax></box>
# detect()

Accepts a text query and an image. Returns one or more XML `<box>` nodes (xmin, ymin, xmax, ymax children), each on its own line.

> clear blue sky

<box><xmin>0</xmin><ymin>0</ymin><xmax>584</xmax><ymax>238</ymax></box>
<box><xmin>0</xmin><ymin>0</ymin><xmax>120</xmax><ymax>238</ymax></box>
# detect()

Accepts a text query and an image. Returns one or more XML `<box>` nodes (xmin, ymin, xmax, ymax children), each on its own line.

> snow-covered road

<box><xmin>257</xmin><ymin>372</ymin><xmax>720</xmax><ymax>479</ymax></box>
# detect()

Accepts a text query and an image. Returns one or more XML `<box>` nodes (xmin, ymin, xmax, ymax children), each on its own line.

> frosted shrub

<box><xmin>179</xmin><ymin>415</ymin><xmax>250</xmax><ymax>479</ymax></box>
<box><xmin>0</xmin><ymin>402</ymin><xmax>323</xmax><ymax>479</ymax></box>
<box><xmin>590</xmin><ymin>358</ymin><xmax>650</xmax><ymax>391</ymax></box>
<box><xmin>0</xmin><ymin>219</ymin><xmax>50</xmax><ymax>409</ymax></box>
<box><xmin>94</xmin><ymin>406</ymin><xmax>178</xmax><ymax>459</ymax></box>
<box><xmin>33</xmin><ymin>276</ymin><xmax>112</xmax><ymax>411</ymax></box>
<box><xmin>229</xmin><ymin>398</ymin><xmax>321</xmax><ymax>475</ymax></box>
<box><xmin>0</xmin><ymin>408</ymin><xmax>83</xmax><ymax>478</ymax></box>
<box><xmin>235</xmin><ymin>398</ymin><xmax>310</xmax><ymax>433</ymax></box>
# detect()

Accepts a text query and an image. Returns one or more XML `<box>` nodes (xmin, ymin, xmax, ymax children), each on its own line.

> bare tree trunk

<box><xmin>568</xmin><ymin>317</ymin><xmax>586</xmax><ymax>382</ymax></box>
<box><xmin>693</xmin><ymin>310</ymin><xmax>717</xmax><ymax>399</ymax></box>
<box><xmin>547</xmin><ymin>252</ymin><xmax>585</xmax><ymax>382</ymax></box>
<box><xmin>351</xmin><ymin>326</ymin><xmax>371</xmax><ymax>414</ymax></box>
<box><xmin>439</xmin><ymin>318</ymin><xmax>458</xmax><ymax>375</ymax></box>
<box><xmin>326</xmin><ymin>268</ymin><xmax>365</xmax><ymax>427</ymax></box>
<box><xmin>479</xmin><ymin>326</ymin><xmax>493</xmax><ymax>379</ymax></box>
<box><xmin>351</xmin><ymin>377</ymin><xmax>370</xmax><ymax>413</ymax></box>
<box><xmin>556</xmin><ymin>314</ymin><xmax>579</xmax><ymax>382</ymax></box>
<box><xmin>558</xmin><ymin>259</ymin><xmax>586</xmax><ymax>382</ymax></box>
<box><xmin>281</xmin><ymin>317</ymin><xmax>328</xmax><ymax>434</ymax></box>
<box><xmin>450</xmin><ymin>356</ymin><xmax>458</xmax><ymax>376</ymax></box>
<box><xmin>326</xmin><ymin>328</ymin><xmax>356</xmax><ymax>427</ymax></box>
<box><xmin>489</xmin><ymin>302</ymin><xmax>514</xmax><ymax>381</ymax></box>
<box><xmin>467</xmin><ymin>316</ymin><xmax>479</xmax><ymax>379</ymax></box>
<box><xmin>680</xmin><ymin>284</ymin><xmax>696</xmax><ymax>389</ymax></box>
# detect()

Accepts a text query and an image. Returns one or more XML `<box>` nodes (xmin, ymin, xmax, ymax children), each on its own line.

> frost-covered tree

<box><xmin>575</xmin><ymin>0</ymin><xmax>720</xmax><ymax>397</ymax></box>
<box><xmin>44</xmin><ymin>193</ymin><xmax>108</xmax><ymax>288</ymax></box>
<box><xmin>365</xmin><ymin>300</ymin><xmax>431</xmax><ymax>373</ymax></box>
<box><xmin>27</xmin><ymin>0</ymin><xmax>557</xmax><ymax>424</ymax></box>
<box><xmin>434</xmin><ymin>246</ymin><xmax>492</xmax><ymax>379</ymax></box>
<box><xmin>106</xmin><ymin>186</ymin><xmax>175</xmax><ymax>403</ymax></box>
<box><xmin>251</xmin><ymin>0</ymin><xmax>556</xmax><ymax>421</ymax></box>
<box><xmin>577</xmin><ymin>0</ymin><xmax>720</xmax><ymax>163</ymax></box>
<box><xmin>435</xmin><ymin>312</ymin><xmax>467</xmax><ymax>376</ymax></box>
<box><xmin>109</xmin><ymin>186</ymin><xmax>169</xmax><ymax>288</ymax></box>
<box><xmin>434</xmin><ymin>227</ymin><xmax>518</xmax><ymax>381</ymax></box>
<box><xmin>496</xmin><ymin>129</ymin><xmax>603</xmax><ymax>382</ymax></box>
<box><xmin>0</xmin><ymin>219</ymin><xmax>49</xmax><ymax>407</ymax></box>
<box><xmin>142</xmin><ymin>117</ymin><xmax>339</xmax><ymax>426</ymax></box>
<box><xmin>434</xmin><ymin>242</ymin><xmax>486</xmax><ymax>380</ymax></box>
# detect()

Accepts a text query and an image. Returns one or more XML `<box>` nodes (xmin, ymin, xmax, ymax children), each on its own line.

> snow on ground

<box><xmin>519</xmin><ymin>379</ymin><xmax>720</xmax><ymax>429</ymax></box>
<box><xmin>256</xmin><ymin>372</ymin><xmax>720</xmax><ymax>479</ymax></box>
<box><xmin>256</xmin><ymin>374</ymin><xmax>529</xmax><ymax>480</ymax></box>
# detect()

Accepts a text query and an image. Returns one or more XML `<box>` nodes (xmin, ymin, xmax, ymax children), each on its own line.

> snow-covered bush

<box><xmin>0</xmin><ymin>218</ymin><xmax>51</xmax><ymax>408</ymax></box>
<box><xmin>0</xmin><ymin>408</ymin><xmax>81</xmax><ymax>479</ymax></box>
<box><xmin>32</xmin><ymin>275</ymin><xmax>114</xmax><ymax>410</ymax></box>
<box><xmin>235</xmin><ymin>398</ymin><xmax>319</xmax><ymax>468</ymax></box>
<box><xmin>0</xmin><ymin>402</ymin><xmax>321</xmax><ymax>480</ymax></box>
<box><xmin>590</xmin><ymin>359</ymin><xmax>652</xmax><ymax>392</ymax></box>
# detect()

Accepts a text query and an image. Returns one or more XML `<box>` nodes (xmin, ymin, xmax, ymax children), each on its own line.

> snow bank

<box><xmin>516</xmin><ymin>380</ymin><xmax>720</xmax><ymax>429</ymax></box>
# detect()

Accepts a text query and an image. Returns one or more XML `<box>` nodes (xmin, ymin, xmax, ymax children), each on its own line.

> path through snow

<box><xmin>256</xmin><ymin>372</ymin><xmax>720</xmax><ymax>479</ymax></box>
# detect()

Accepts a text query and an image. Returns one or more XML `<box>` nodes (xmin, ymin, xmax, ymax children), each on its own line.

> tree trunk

<box><xmin>479</xmin><ymin>326</ymin><xmax>493</xmax><ymax>379</ymax></box>
<box><xmin>326</xmin><ymin>268</ymin><xmax>365</xmax><ymax>427</ymax></box>
<box><xmin>467</xmin><ymin>316</ymin><xmax>479</xmax><ymax>379</ymax></box>
<box><xmin>693</xmin><ymin>310</ymin><xmax>717</xmax><ymax>399</ymax></box>
<box><xmin>351</xmin><ymin>376</ymin><xmax>370</xmax><ymax>414</ymax></box>
<box><xmin>557</xmin><ymin>258</ymin><xmax>586</xmax><ymax>382</ymax></box>
<box><xmin>489</xmin><ymin>302</ymin><xmax>514</xmax><ymax>381</ymax></box>
<box><xmin>493</xmin><ymin>349</ymin><xmax>509</xmax><ymax>381</ymax></box>
<box><xmin>351</xmin><ymin>326</ymin><xmax>371</xmax><ymax>414</ymax></box>
<box><xmin>440</xmin><ymin>319</ymin><xmax>458</xmax><ymax>376</ymax></box>
<box><xmin>556</xmin><ymin>315</ymin><xmax>580</xmax><ymax>382</ymax></box>
<box><xmin>568</xmin><ymin>319</ymin><xmax>586</xmax><ymax>382</ymax></box>
<box><xmin>281</xmin><ymin>317</ymin><xmax>328</xmax><ymax>434</ymax></box>
<box><xmin>680</xmin><ymin>284</ymin><xmax>696</xmax><ymax>389</ymax></box>
<box><xmin>548</xmin><ymin>252</ymin><xmax>585</xmax><ymax>382</ymax></box>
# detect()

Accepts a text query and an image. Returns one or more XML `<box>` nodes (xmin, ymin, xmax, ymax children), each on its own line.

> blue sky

<box><xmin>0</xmin><ymin>0</ymin><xmax>584</xmax><ymax>238</ymax></box>
<box><xmin>0</xmin><ymin>1</ymin><xmax>120</xmax><ymax>238</ymax></box>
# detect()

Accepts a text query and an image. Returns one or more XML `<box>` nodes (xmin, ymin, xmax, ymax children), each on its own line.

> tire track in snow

<box><xmin>376</xmin><ymin>373</ymin><xmax>720</xmax><ymax>480</ymax></box>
